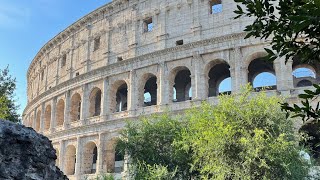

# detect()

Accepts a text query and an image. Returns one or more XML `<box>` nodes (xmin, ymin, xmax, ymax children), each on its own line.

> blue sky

<box><xmin>0</xmin><ymin>0</ymin><xmax>111</xmax><ymax>115</ymax></box>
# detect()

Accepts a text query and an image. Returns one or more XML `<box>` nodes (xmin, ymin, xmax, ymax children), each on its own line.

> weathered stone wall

<box><xmin>23</xmin><ymin>0</ymin><xmax>320</xmax><ymax>179</ymax></box>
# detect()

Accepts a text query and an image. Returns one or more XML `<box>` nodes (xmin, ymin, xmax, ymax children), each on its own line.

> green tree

<box><xmin>180</xmin><ymin>86</ymin><xmax>312</xmax><ymax>179</ymax></box>
<box><xmin>118</xmin><ymin>114</ymin><xmax>195</xmax><ymax>179</ymax></box>
<box><xmin>234</xmin><ymin>0</ymin><xmax>320</xmax><ymax>161</ymax></box>
<box><xmin>0</xmin><ymin>66</ymin><xmax>20</xmax><ymax>122</ymax></box>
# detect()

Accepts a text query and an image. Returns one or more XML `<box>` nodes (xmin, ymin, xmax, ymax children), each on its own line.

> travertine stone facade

<box><xmin>23</xmin><ymin>0</ymin><xmax>319</xmax><ymax>179</ymax></box>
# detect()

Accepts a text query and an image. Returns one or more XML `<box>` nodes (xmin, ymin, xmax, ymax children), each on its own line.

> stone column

<box><xmin>101</xmin><ymin>78</ymin><xmax>110</xmax><ymax>117</ymax></box>
<box><xmin>96</xmin><ymin>133</ymin><xmax>104</xmax><ymax>174</ymax></box>
<box><xmin>59</xmin><ymin>140</ymin><xmax>65</xmax><ymax>172</ymax></box>
<box><xmin>50</xmin><ymin>97</ymin><xmax>57</xmax><ymax>132</ymax></box>
<box><xmin>158</xmin><ymin>62</ymin><xmax>169</xmax><ymax>105</ymax></box>
<box><xmin>192</xmin><ymin>51</ymin><xmax>206</xmax><ymax>100</ymax></box>
<box><xmin>128</xmin><ymin>70</ymin><xmax>138</xmax><ymax>115</ymax></box>
<box><xmin>64</xmin><ymin>90</ymin><xmax>71</xmax><ymax>129</ymax></box>
<box><xmin>75</xmin><ymin>137</ymin><xmax>82</xmax><ymax>176</ymax></box>
<box><xmin>39</xmin><ymin>103</ymin><xmax>45</xmax><ymax>133</ymax></box>
<box><xmin>81</xmin><ymin>84</ymin><xmax>89</xmax><ymax>122</ymax></box>
<box><xmin>274</xmin><ymin>57</ymin><xmax>294</xmax><ymax>91</ymax></box>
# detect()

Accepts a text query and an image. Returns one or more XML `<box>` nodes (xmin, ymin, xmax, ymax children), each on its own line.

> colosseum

<box><xmin>22</xmin><ymin>0</ymin><xmax>319</xmax><ymax>179</ymax></box>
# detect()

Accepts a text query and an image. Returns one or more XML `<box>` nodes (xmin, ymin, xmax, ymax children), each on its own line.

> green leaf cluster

<box><xmin>0</xmin><ymin>66</ymin><xmax>20</xmax><ymax>123</ymax></box>
<box><xmin>119</xmin><ymin>86</ymin><xmax>314</xmax><ymax>179</ymax></box>
<box><xmin>234</xmin><ymin>0</ymin><xmax>320</xmax><ymax>63</ymax></box>
<box><xmin>181</xmin><ymin>86</ymin><xmax>312</xmax><ymax>179</ymax></box>
<box><xmin>118</xmin><ymin>114</ymin><xmax>195</xmax><ymax>179</ymax></box>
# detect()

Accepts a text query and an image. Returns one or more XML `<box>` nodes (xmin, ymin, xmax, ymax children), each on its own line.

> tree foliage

<box><xmin>119</xmin><ymin>86</ymin><xmax>314</xmax><ymax>179</ymax></box>
<box><xmin>234</xmin><ymin>0</ymin><xmax>320</xmax><ymax>160</ymax></box>
<box><xmin>0</xmin><ymin>66</ymin><xmax>19</xmax><ymax>122</ymax></box>
<box><xmin>234</xmin><ymin>0</ymin><xmax>320</xmax><ymax>63</ymax></box>
<box><xmin>118</xmin><ymin>114</ymin><xmax>195</xmax><ymax>179</ymax></box>
<box><xmin>180</xmin><ymin>86</ymin><xmax>312</xmax><ymax>179</ymax></box>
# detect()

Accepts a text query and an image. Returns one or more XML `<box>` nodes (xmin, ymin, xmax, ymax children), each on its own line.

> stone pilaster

<box><xmin>84</xmin><ymin>25</ymin><xmax>92</xmax><ymax>73</ymax></box>
<box><xmin>50</xmin><ymin>97</ymin><xmax>57</xmax><ymax>132</ymax></box>
<box><xmin>192</xmin><ymin>51</ymin><xmax>206</xmax><ymax>100</ymax></box>
<box><xmin>128</xmin><ymin>6</ymin><xmax>138</xmax><ymax>58</ymax></box>
<box><xmin>158</xmin><ymin>62</ymin><xmax>169</xmax><ymax>105</ymax></box>
<box><xmin>59</xmin><ymin>140</ymin><xmax>65</xmax><ymax>172</ymax></box>
<box><xmin>32</xmin><ymin>109</ymin><xmax>37</xmax><ymax>129</ymax></box>
<box><xmin>191</xmin><ymin>0</ymin><xmax>202</xmax><ymax>41</ymax></box>
<box><xmin>101</xmin><ymin>78</ymin><xmax>110</xmax><ymax>117</ymax></box>
<box><xmin>232</xmin><ymin>47</ymin><xmax>246</xmax><ymax>92</ymax></box>
<box><xmin>274</xmin><ymin>57</ymin><xmax>294</xmax><ymax>91</ymax></box>
<box><xmin>128</xmin><ymin>70</ymin><xmax>138</xmax><ymax>115</ymax></box>
<box><xmin>63</xmin><ymin>91</ymin><xmax>71</xmax><ymax>128</ymax></box>
<box><xmin>104</xmin><ymin>17</ymin><xmax>112</xmax><ymax>65</ymax></box>
<box><xmin>96</xmin><ymin>133</ymin><xmax>103</xmax><ymax>174</ymax></box>
<box><xmin>75</xmin><ymin>137</ymin><xmax>82</xmax><ymax>176</ymax></box>
<box><xmin>39</xmin><ymin>103</ymin><xmax>45</xmax><ymax>133</ymax></box>
<box><xmin>81</xmin><ymin>84</ymin><xmax>89</xmax><ymax>122</ymax></box>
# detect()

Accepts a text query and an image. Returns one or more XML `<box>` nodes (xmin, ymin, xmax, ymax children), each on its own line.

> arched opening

<box><xmin>70</xmin><ymin>93</ymin><xmax>81</xmax><ymax>122</ymax></box>
<box><xmin>248</xmin><ymin>58</ymin><xmax>277</xmax><ymax>91</ymax></box>
<box><xmin>65</xmin><ymin>145</ymin><xmax>76</xmax><ymax>175</ymax></box>
<box><xmin>219</xmin><ymin>77</ymin><xmax>232</xmax><ymax>95</ymax></box>
<box><xmin>207</xmin><ymin>62</ymin><xmax>231</xmax><ymax>97</ymax></box>
<box><xmin>56</xmin><ymin>99</ymin><xmax>65</xmax><ymax>127</ymax></box>
<box><xmin>44</xmin><ymin>105</ymin><xmax>51</xmax><ymax>131</ymax></box>
<box><xmin>292</xmin><ymin>59</ymin><xmax>318</xmax><ymax>88</ymax></box>
<box><xmin>113</xmin><ymin>82</ymin><xmax>128</xmax><ymax>112</ymax></box>
<box><xmin>82</xmin><ymin>142</ymin><xmax>98</xmax><ymax>174</ymax></box>
<box><xmin>171</xmin><ymin>67</ymin><xmax>192</xmax><ymax>102</ymax></box>
<box><xmin>35</xmin><ymin>110</ymin><xmax>41</xmax><ymax>132</ymax></box>
<box><xmin>297</xmin><ymin>79</ymin><xmax>313</xmax><ymax>87</ymax></box>
<box><xmin>143</xmin><ymin>75</ymin><xmax>157</xmax><ymax>107</ymax></box>
<box><xmin>106</xmin><ymin>139</ymin><xmax>124</xmax><ymax>173</ymax></box>
<box><xmin>89</xmin><ymin>88</ymin><xmax>102</xmax><ymax>117</ymax></box>
<box><xmin>253</xmin><ymin>72</ymin><xmax>277</xmax><ymax>89</ymax></box>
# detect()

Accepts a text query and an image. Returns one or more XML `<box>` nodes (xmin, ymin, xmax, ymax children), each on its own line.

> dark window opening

<box><xmin>61</xmin><ymin>54</ymin><xmax>67</xmax><ymax>68</ymax></box>
<box><xmin>117</xmin><ymin>56</ymin><xmax>123</xmax><ymax>62</ymax></box>
<box><xmin>173</xmin><ymin>69</ymin><xmax>192</xmax><ymax>102</ymax></box>
<box><xmin>93</xmin><ymin>37</ymin><xmax>100</xmax><ymax>51</ymax></box>
<box><xmin>144</xmin><ymin>76</ymin><xmax>157</xmax><ymax>106</ymax></box>
<box><xmin>176</xmin><ymin>40</ymin><xmax>184</xmax><ymax>46</ymax></box>
<box><xmin>76</xmin><ymin>72</ymin><xmax>80</xmax><ymax>76</ymax></box>
<box><xmin>210</xmin><ymin>0</ymin><xmax>222</xmax><ymax>14</ymax></box>
<box><xmin>143</xmin><ymin>18</ymin><xmax>153</xmax><ymax>32</ymax></box>
<box><xmin>91</xmin><ymin>146</ymin><xmax>98</xmax><ymax>174</ymax></box>
<box><xmin>41</xmin><ymin>71</ymin><xmax>45</xmax><ymax>81</ymax></box>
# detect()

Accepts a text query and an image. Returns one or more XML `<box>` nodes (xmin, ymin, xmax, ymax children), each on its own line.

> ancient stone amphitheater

<box><xmin>23</xmin><ymin>0</ymin><xmax>319</xmax><ymax>179</ymax></box>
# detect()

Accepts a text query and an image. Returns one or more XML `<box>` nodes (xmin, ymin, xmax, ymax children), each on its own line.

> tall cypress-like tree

<box><xmin>0</xmin><ymin>66</ymin><xmax>20</xmax><ymax>123</ymax></box>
